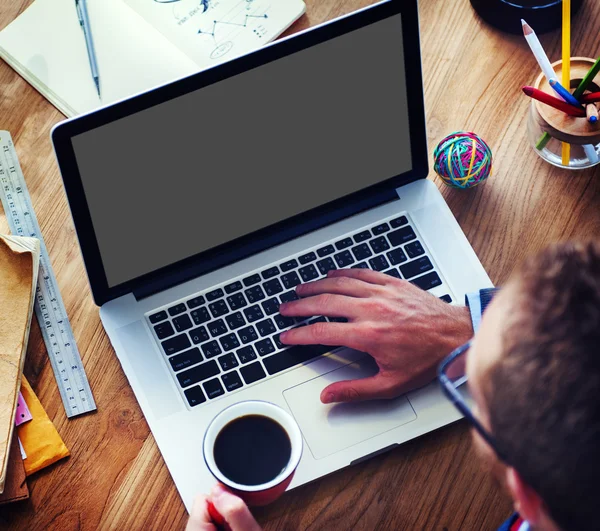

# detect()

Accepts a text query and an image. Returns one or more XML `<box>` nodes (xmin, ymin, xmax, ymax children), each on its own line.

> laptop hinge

<box><xmin>132</xmin><ymin>188</ymin><xmax>400</xmax><ymax>302</ymax></box>
<box><xmin>133</xmin><ymin>262</ymin><xmax>208</xmax><ymax>302</ymax></box>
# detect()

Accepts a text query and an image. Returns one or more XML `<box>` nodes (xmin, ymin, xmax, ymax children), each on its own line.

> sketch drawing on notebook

<box><xmin>154</xmin><ymin>0</ymin><xmax>211</xmax><ymax>20</ymax></box>
<box><xmin>126</xmin><ymin>0</ymin><xmax>299</xmax><ymax>65</ymax></box>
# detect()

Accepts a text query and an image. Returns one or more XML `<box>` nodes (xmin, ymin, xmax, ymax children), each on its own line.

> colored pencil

<box><xmin>583</xmin><ymin>144</ymin><xmax>599</xmax><ymax>164</ymax></box>
<box><xmin>549</xmin><ymin>79</ymin><xmax>581</xmax><ymax>107</ymax></box>
<box><xmin>573</xmin><ymin>57</ymin><xmax>600</xmax><ymax>100</ymax></box>
<box><xmin>580</xmin><ymin>92</ymin><xmax>600</xmax><ymax>104</ymax></box>
<box><xmin>521</xmin><ymin>20</ymin><xmax>556</xmax><ymax>83</ymax></box>
<box><xmin>536</xmin><ymin>134</ymin><xmax>551</xmax><ymax>151</ymax></box>
<box><xmin>522</xmin><ymin>86</ymin><xmax>586</xmax><ymax>117</ymax></box>
<box><xmin>521</xmin><ymin>19</ymin><xmax>556</xmax><ymax>151</ymax></box>
<box><xmin>561</xmin><ymin>0</ymin><xmax>571</xmax><ymax>165</ymax></box>
<box><xmin>586</xmin><ymin>103</ymin><xmax>599</xmax><ymax>123</ymax></box>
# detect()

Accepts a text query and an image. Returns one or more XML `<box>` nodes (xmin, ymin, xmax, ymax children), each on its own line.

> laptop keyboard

<box><xmin>146</xmin><ymin>214</ymin><xmax>453</xmax><ymax>409</ymax></box>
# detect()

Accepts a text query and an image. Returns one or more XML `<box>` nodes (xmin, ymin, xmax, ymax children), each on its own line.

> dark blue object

<box><xmin>438</xmin><ymin>340</ymin><xmax>509</xmax><ymax>463</ymax></box>
<box><xmin>470</xmin><ymin>0</ymin><xmax>584</xmax><ymax>34</ymax></box>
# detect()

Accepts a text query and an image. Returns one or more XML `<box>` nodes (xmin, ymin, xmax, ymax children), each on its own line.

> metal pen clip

<box><xmin>75</xmin><ymin>0</ymin><xmax>84</xmax><ymax>26</ymax></box>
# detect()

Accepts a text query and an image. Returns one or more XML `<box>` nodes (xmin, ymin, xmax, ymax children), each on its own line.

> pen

<box><xmin>75</xmin><ymin>0</ymin><xmax>101</xmax><ymax>98</ymax></box>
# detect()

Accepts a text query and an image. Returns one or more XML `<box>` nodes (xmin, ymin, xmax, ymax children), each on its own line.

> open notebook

<box><xmin>0</xmin><ymin>0</ymin><xmax>305</xmax><ymax>117</ymax></box>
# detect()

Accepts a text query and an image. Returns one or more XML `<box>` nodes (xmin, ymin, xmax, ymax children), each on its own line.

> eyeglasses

<box><xmin>437</xmin><ymin>340</ymin><xmax>508</xmax><ymax>463</ymax></box>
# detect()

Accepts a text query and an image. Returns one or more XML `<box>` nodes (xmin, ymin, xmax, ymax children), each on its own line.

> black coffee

<box><xmin>213</xmin><ymin>414</ymin><xmax>291</xmax><ymax>486</ymax></box>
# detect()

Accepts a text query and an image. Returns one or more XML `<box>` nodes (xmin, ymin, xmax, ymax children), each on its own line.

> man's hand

<box><xmin>186</xmin><ymin>485</ymin><xmax>261</xmax><ymax>531</ymax></box>
<box><xmin>279</xmin><ymin>268</ymin><xmax>472</xmax><ymax>404</ymax></box>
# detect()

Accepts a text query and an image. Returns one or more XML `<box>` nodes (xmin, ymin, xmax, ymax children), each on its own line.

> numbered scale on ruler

<box><xmin>0</xmin><ymin>132</ymin><xmax>96</xmax><ymax>418</ymax></box>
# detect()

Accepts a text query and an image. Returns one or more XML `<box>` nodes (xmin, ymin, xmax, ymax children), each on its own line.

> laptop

<box><xmin>51</xmin><ymin>0</ymin><xmax>492</xmax><ymax>511</ymax></box>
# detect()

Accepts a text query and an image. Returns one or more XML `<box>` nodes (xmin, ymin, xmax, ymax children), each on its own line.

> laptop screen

<box><xmin>71</xmin><ymin>13</ymin><xmax>411</xmax><ymax>288</ymax></box>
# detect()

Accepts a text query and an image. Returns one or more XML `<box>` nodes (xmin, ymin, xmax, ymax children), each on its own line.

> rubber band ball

<box><xmin>433</xmin><ymin>132</ymin><xmax>493</xmax><ymax>189</ymax></box>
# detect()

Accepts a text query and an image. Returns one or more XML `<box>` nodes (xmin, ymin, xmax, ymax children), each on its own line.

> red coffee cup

<box><xmin>203</xmin><ymin>400</ymin><xmax>303</xmax><ymax>506</ymax></box>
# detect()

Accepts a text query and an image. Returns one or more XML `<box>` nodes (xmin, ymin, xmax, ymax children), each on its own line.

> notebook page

<box><xmin>0</xmin><ymin>0</ymin><xmax>199</xmax><ymax>117</ymax></box>
<box><xmin>124</xmin><ymin>0</ymin><xmax>305</xmax><ymax>68</ymax></box>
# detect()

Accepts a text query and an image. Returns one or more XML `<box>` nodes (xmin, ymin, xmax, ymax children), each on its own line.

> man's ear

<box><xmin>505</xmin><ymin>467</ymin><xmax>543</xmax><ymax>525</ymax></box>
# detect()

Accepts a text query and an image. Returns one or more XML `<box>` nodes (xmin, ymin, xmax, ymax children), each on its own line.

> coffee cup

<box><xmin>203</xmin><ymin>400</ymin><xmax>303</xmax><ymax>506</ymax></box>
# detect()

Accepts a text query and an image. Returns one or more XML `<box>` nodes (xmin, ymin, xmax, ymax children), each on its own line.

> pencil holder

<box><xmin>527</xmin><ymin>57</ymin><xmax>600</xmax><ymax>169</ymax></box>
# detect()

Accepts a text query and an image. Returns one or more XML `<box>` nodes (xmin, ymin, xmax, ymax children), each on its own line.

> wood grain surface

<box><xmin>1</xmin><ymin>0</ymin><xmax>599</xmax><ymax>529</ymax></box>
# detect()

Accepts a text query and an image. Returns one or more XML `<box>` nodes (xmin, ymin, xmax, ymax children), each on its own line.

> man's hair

<box><xmin>486</xmin><ymin>241</ymin><xmax>600</xmax><ymax>531</ymax></box>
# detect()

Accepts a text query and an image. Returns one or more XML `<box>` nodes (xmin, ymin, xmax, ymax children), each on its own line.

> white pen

<box><xmin>522</xmin><ymin>19</ymin><xmax>556</xmax><ymax>84</ymax></box>
<box><xmin>75</xmin><ymin>0</ymin><xmax>101</xmax><ymax>98</ymax></box>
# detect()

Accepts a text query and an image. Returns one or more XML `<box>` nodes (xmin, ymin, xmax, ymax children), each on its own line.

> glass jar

<box><xmin>526</xmin><ymin>58</ymin><xmax>600</xmax><ymax>170</ymax></box>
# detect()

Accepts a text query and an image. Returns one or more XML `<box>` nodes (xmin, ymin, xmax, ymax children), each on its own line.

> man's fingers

<box><xmin>186</xmin><ymin>495</ymin><xmax>216</xmax><ymax>531</ymax></box>
<box><xmin>210</xmin><ymin>485</ymin><xmax>262</xmax><ymax>531</ymax></box>
<box><xmin>280</xmin><ymin>321</ymin><xmax>363</xmax><ymax>349</ymax></box>
<box><xmin>321</xmin><ymin>371</ymin><xmax>437</xmax><ymax>404</ymax></box>
<box><xmin>295</xmin><ymin>276</ymin><xmax>383</xmax><ymax>299</ymax></box>
<box><xmin>320</xmin><ymin>373</ymin><xmax>404</xmax><ymax>404</ymax></box>
<box><xmin>280</xmin><ymin>294</ymin><xmax>362</xmax><ymax>319</ymax></box>
<box><xmin>327</xmin><ymin>268</ymin><xmax>391</xmax><ymax>285</ymax></box>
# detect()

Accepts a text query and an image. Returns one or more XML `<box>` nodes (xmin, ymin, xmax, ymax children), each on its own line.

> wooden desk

<box><xmin>1</xmin><ymin>0</ymin><xmax>599</xmax><ymax>528</ymax></box>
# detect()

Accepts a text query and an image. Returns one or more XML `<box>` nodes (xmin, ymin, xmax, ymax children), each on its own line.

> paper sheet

<box><xmin>0</xmin><ymin>235</ymin><xmax>40</xmax><ymax>494</ymax></box>
<box><xmin>15</xmin><ymin>392</ymin><xmax>32</xmax><ymax>427</ymax></box>
<box><xmin>18</xmin><ymin>376</ymin><xmax>70</xmax><ymax>477</ymax></box>
<box><xmin>18</xmin><ymin>438</ymin><xmax>26</xmax><ymax>460</ymax></box>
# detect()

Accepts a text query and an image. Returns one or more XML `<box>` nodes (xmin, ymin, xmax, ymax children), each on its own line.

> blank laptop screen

<box><xmin>71</xmin><ymin>13</ymin><xmax>411</xmax><ymax>288</ymax></box>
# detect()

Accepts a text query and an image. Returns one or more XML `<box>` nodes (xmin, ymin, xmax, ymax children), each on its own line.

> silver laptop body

<box><xmin>52</xmin><ymin>0</ymin><xmax>491</xmax><ymax>511</ymax></box>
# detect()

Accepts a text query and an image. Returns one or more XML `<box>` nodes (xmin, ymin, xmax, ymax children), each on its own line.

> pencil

<box><xmin>573</xmin><ymin>57</ymin><xmax>600</xmax><ymax>100</ymax></box>
<box><xmin>583</xmin><ymin>144</ymin><xmax>599</xmax><ymax>164</ymax></box>
<box><xmin>521</xmin><ymin>20</ymin><xmax>556</xmax><ymax>83</ymax></box>
<box><xmin>536</xmin><ymin>133</ymin><xmax>552</xmax><ymax>151</ymax></box>
<box><xmin>586</xmin><ymin>103</ymin><xmax>599</xmax><ymax>123</ymax></box>
<box><xmin>522</xmin><ymin>87</ymin><xmax>586</xmax><ymax>117</ymax></box>
<box><xmin>549</xmin><ymin>79</ymin><xmax>581</xmax><ymax>107</ymax></box>
<box><xmin>580</xmin><ymin>92</ymin><xmax>600</xmax><ymax>104</ymax></box>
<box><xmin>561</xmin><ymin>0</ymin><xmax>571</xmax><ymax>165</ymax></box>
<box><xmin>579</xmin><ymin>92</ymin><xmax>600</xmax><ymax>105</ymax></box>
<box><xmin>521</xmin><ymin>19</ymin><xmax>556</xmax><ymax>152</ymax></box>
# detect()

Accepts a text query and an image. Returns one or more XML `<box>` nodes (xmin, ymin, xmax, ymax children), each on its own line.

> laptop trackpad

<box><xmin>283</xmin><ymin>355</ymin><xmax>417</xmax><ymax>460</ymax></box>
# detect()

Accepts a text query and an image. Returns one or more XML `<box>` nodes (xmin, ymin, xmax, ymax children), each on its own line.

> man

<box><xmin>187</xmin><ymin>241</ymin><xmax>600</xmax><ymax>531</ymax></box>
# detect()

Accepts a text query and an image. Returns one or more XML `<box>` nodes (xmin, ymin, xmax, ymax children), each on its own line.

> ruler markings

<box><xmin>0</xmin><ymin>132</ymin><xmax>96</xmax><ymax>418</ymax></box>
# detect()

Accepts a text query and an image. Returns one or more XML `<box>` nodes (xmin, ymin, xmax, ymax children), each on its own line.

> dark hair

<box><xmin>486</xmin><ymin>241</ymin><xmax>600</xmax><ymax>531</ymax></box>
